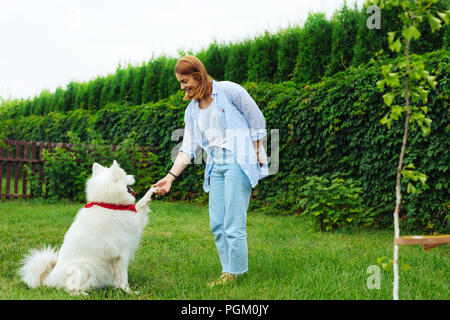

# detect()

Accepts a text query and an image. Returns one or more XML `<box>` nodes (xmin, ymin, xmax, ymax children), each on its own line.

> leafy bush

<box><xmin>41</xmin><ymin>147</ymin><xmax>87</xmax><ymax>202</ymax></box>
<box><xmin>297</xmin><ymin>173</ymin><xmax>377</xmax><ymax>231</ymax></box>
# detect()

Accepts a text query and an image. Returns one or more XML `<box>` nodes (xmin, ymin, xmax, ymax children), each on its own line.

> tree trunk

<box><xmin>393</xmin><ymin>38</ymin><xmax>411</xmax><ymax>301</ymax></box>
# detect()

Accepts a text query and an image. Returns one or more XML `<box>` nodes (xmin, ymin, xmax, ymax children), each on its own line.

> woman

<box><xmin>152</xmin><ymin>55</ymin><xmax>268</xmax><ymax>286</ymax></box>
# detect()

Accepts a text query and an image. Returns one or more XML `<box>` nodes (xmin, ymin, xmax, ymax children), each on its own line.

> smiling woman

<box><xmin>151</xmin><ymin>55</ymin><xmax>268</xmax><ymax>287</ymax></box>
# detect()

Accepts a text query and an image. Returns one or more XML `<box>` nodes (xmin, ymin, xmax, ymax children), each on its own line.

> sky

<box><xmin>0</xmin><ymin>0</ymin><xmax>366</xmax><ymax>101</ymax></box>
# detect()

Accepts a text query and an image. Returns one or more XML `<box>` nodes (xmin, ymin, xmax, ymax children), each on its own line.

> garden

<box><xmin>0</xmin><ymin>0</ymin><xmax>449</xmax><ymax>300</ymax></box>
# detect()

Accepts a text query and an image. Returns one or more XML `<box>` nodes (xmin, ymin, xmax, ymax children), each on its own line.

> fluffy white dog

<box><xmin>19</xmin><ymin>160</ymin><xmax>156</xmax><ymax>295</ymax></box>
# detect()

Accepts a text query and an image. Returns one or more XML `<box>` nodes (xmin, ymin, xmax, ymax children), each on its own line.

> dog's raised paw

<box><xmin>136</xmin><ymin>187</ymin><xmax>157</xmax><ymax>212</ymax></box>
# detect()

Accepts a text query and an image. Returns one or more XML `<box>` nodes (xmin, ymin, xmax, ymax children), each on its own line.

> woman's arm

<box><xmin>153</xmin><ymin>105</ymin><xmax>197</xmax><ymax>195</ymax></box>
<box><xmin>225</xmin><ymin>82</ymin><xmax>266</xmax><ymax>166</ymax></box>
<box><xmin>227</xmin><ymin>83</ymin><xmax>266</xmax><ymax>143</ymax></box>
<box><xmin>152</xmin><ymin>151</ymin><xmax>191</xmax><ymax>195</ymax></box>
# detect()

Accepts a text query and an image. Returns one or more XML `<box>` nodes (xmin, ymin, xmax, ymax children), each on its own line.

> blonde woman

<box><xmin>152</xmin><ymin>55</ymin><xmax>268</xmax><ymax>286</ymax></box>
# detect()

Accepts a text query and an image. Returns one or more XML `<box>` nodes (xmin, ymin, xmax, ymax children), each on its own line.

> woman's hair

<box><xmin>175</xmin><ymin>55</ymin><xmax>213</xmax><ymax>101</ymax></box>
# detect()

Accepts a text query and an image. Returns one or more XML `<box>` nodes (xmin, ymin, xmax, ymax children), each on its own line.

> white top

<box><xmin>197</xmin><ymin>98</ymin><xmax>230</xmax><ymax>150</ymax></box>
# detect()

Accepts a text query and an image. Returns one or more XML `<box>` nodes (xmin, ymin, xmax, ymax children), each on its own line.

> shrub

<box><xmin>297</xmin><ymin>173</ymin><xmax>377</xmax><ymax>231</ymax></box>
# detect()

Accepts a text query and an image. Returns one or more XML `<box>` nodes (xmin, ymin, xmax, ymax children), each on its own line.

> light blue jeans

<box><xmin>208</xmin><ymin>147</ymin><xmax>252</xmax><ymax>275</ymax></box>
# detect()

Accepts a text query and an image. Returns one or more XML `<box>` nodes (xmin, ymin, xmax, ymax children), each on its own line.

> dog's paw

<box><xmin>120</xmin><ymin>285</ymin><xmax>139</xmax><ymax>295</ymax></box>
<box><xmin>136</xmin><ymin>187</ymin><xmax>157</xmax><ymax>212</ymax></box>
<box><xmin>68</xmin><ymin>289</ymin><xmax>89</xmax><ymax>296</ymax></box>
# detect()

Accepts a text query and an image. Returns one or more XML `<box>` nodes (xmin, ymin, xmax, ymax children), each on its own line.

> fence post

<box><xmin>5</xmin><ymin>141</ymin><xmax>12</xmax><ymax>199</ymax></box>
<box><xmin>22</xmin><ymin>141</ymin><xmax>29</xmax><ymax>197</ymax></box>
<box><xmin>0</xmin><ymin>143</ymin><xmax>3</xmax><ymax>197</ymax></box>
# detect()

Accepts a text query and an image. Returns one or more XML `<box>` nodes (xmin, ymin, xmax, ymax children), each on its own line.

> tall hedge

<box><xmin>1</xmin><ymin>49</ymin><xmax>448</xmax><ymax>233</ymax></box>
<box><xmin>247</xmin><ymin>31</ymin><xmax>279</xmax><ymax>82</ymax></box>
<box><xmin>292</xmin><ymin>13</ymin><xmax>332</xmax><ymax>84</ymax></box>
<box><xmin>327</xmin><ymin>3</ymin><xmax>359</xmax><ymax>76</ymax></box>
<box><xmin>275</xmin><ymin>26</ymin><xmax>301</xmax><ymax>82</ymax></box>
<box><xmin>4</xmin><ymin>1</ymin><xmax>449</xmax><ymax>114</ymax></box>
<box><xmin>224</xmin><ymin>40</ymin><xmax>251</xmax><ymax>83</ymax></box>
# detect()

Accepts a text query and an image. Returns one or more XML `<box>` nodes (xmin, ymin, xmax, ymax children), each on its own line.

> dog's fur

<box><xmin>19</xmin><ymin>161</ymin><xmax>155</xmax><ymax>294</ymax></box>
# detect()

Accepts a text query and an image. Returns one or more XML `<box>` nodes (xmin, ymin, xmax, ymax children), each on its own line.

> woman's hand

<box><xmin>257</xmin><ymin>151</ymin><xmax>264</xmax><ymax>167</ymax></box>
<box><xmin>152</xmin><ymin>175</ymin><xmax>174</xmax><ymax>196</ymax></box>
<box><xmin>253</xmin><ymin>140</ymin><xmax>264</xmax><ymax>167</ymax></box>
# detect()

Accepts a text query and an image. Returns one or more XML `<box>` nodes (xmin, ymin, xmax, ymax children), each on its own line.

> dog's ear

<box><xmin>112</xmin><ymin>160</ymin><xmax>120</xmax><ymax>169</ymax></box>
<box><xmin>111</xmin><ymin>161</ymin><xmax>122</xmax><ymax>182</ymax></box>
<box><xmin>92</xmin><ymin>162</ymin><xmax>103</xmax><ymax>175</ymax></box>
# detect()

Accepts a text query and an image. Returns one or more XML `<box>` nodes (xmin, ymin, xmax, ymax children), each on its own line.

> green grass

<box><xmin>0</xmin><ymin>199</ymin><xmax>448</xmax><ymax>300</ymax></box>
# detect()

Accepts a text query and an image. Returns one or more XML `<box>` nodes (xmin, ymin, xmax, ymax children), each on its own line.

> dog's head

<box><xmin>86</xmin><ymin>160</ymin><xmax>136</xmax><ymax>204</ymax></box>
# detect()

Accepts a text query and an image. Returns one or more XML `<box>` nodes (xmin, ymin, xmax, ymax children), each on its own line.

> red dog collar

<box><xmin>85</xmin><ymin>202</ymin><xmax>137</xmax><ymax>212</ymax></box>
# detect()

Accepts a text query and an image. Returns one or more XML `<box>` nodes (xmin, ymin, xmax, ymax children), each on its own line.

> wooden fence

<box><xmin>0</xmin><ymin>140</ymin><xmax>154</xmax><ymax>200</ymax></box>
<box><xmin>1</xmin><ymin>140</ymin><xmax>63</xmax><ymax>199</ymax></box>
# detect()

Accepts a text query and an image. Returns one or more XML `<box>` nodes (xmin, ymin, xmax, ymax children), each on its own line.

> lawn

<box><xmin>0</xmin><ymin>199</ymin><xmax>448</xmax><ymax>300</ymax></box>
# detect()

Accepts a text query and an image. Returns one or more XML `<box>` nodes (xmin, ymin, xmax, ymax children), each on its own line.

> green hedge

<box><xmin>1</xmin><ymin>49</ymin><xmax>448</xmax><ymax>233</ymax></box>
<box><xmin>2</xmin><ymin>1</ymin><xmax>449</xmax><ymax>116</ymax></box>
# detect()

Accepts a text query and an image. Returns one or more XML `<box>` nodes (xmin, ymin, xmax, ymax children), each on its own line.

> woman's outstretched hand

<box><xmin>152</xmin><ymin>175</ymin><xmax>174</xmax><ymax>196</ymax></box>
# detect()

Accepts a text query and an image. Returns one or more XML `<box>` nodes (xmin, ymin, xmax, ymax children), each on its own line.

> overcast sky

<box><xmin>0</xmin><ymin>0</ymin><xmax>366</xmax><ymax>101</ymax></box>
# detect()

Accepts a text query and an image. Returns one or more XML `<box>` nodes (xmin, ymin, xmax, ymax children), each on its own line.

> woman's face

<box><xmin>175</xmin><ymin>73</ymin><xmax>199</xmax><ymax>99</ymax></box>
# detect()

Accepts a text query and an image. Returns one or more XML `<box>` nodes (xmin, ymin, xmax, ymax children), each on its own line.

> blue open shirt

<box><xmin>179</xmin><ymin>80</ymin><xmax>269</xmax><ymax>192</ymax></box>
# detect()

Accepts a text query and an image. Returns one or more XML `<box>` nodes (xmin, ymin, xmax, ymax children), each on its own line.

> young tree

<box><xmin>372</xmin><ymin>0</ymin><xmax>449</xmax><ymax>300</ymax></box>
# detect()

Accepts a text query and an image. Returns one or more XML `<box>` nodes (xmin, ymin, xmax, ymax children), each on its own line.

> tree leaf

<box><xmin>389</xmin><ymin>38</ymin><xmax>402</xmax><ymax>52</ymax></box>
<box><xmin>437</xmin><ymin>11</ymin><xmax>449</xmax><ymax>24</ymax></box>
<box><xmin>388</xmin><ymin>31</ymin><xmax>396</xmax><ymax>44</ymax></box>
<box><xmin>376</xmin><ymin>79</ymin><xmax>386</xmax><ymax>91</ymax></box>
<box><xmin>407</xmin><ymin>182</ymin><xmax>416</xmax><ymax>194</ymax></box>
<box><xmin>383</xmin><ymin>92</ymin><xmax>395</xmax><ymax>106</ymax></box>
<box><xmin>386</xmin><ymin>72</ymin><xmax>400</xmax><ymax>87</ymax></box>
<box><xmin>402</xmin><ymin>25</ymin><xmax>421</xmax><ymax>40</ymax></box>
<box><xmin>428</xmin><ymin>14</ymin><xmax>442</xmax><ymax>32</ymax></box>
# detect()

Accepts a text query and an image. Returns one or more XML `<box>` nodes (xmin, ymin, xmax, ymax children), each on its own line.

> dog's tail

<box><xmin>18</xmin><ymin>246</ymin><xmax>58</xmax><ymax>288</ymax></box>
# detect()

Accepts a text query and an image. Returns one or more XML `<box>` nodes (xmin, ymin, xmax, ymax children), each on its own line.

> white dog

<box><xmin>19</xmin><ymin>160</ymin><xmax>156</xmax><ymax>295</ymax></box>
